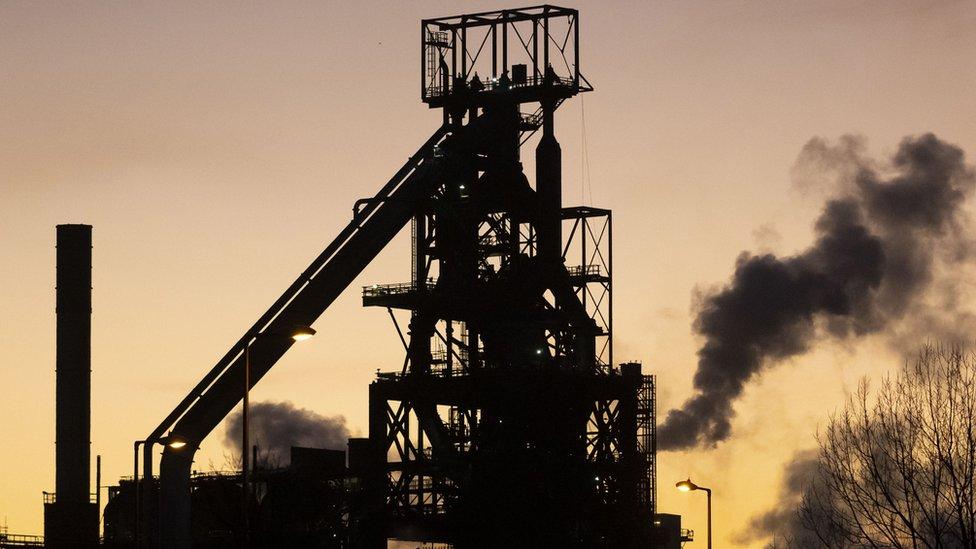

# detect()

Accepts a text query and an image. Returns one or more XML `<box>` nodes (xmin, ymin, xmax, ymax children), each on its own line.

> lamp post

<box><xmin>676</xmin><ymin>478</ymin><xmax>712</xmax><ymax>549</ymax></box>
<box><xmin>242</xmin><ymin>325</ymin><xmax>315</xmax><ymax>546</ymax></box>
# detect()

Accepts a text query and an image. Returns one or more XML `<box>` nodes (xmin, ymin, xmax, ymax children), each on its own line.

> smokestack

<box><xmin>56</xmin><ymin>224</ymin><xmax>91</xmax><ymax>503</ymax></box>
<box><xmin>45</xmin><ymin>224</ymin><xmax>98</xmax><ymax>547</ymax></box>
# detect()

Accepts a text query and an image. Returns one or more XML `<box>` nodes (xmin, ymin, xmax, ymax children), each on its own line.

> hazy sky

<box><xmin>2</xmin><ymin>1</ymin><xmax>974</xmax><ymax>545</ymax></box>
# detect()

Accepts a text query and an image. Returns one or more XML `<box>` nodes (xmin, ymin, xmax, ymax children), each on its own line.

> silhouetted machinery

<box><xmin>131</xmin><ymin>6</ymin><xmax>662</xmax><ymax>547</ymax></box>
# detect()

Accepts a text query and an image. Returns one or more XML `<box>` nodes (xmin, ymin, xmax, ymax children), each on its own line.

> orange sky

<box><xmin>2</xmin><ymin>1</ymin><xmax>974</xmax><ymax>545</ymax></box>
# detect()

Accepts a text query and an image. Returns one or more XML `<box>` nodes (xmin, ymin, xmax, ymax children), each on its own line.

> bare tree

<box><xmin>798</xmin><ymin>344</ymin><xmax>976</xmax><ymax>548</ymax></box>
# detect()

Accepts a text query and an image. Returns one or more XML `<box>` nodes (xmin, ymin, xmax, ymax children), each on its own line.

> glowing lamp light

<box><xmin>160</xmin><ymin>434</ymin><xmax>189</xmax><ymax>450</ymax></box>
<box><xmin>291</xmin><ymin>326</ymin><xmax>316</xmax><ymax>342</ymax></box>
<box><xmin>675</xmin><ymin>479</ymin><xmax>698</xmax><ymax>492</ymax></box>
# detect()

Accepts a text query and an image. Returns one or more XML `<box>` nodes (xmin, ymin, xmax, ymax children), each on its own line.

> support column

<box><xmin>535</xmin><ymin>101</ymin><xmax>562</xmax><ymax>262</ymax></box>
<box><xmin>158</xmin><ymin>448</ymin><xmax>193</xmax><ymax>549</ymax></box>
<box><xmin>365</xmin><ymin>383</ymin><xmax>389</xmax><ymax>548</ymax></box>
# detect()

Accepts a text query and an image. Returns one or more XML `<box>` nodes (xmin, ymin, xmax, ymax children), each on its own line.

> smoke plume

<box><xmin>659</xmin><ymin>134</ymin><xmax>975</xmax><ymax>450</ymax></box>
<box><xmin>223</xmin><ymin>400</ymin><xmax>350</xmax><ymax>465</ymax></box>
<box><xmin>734</xmin><ymin>450</ymin><xmax>825</xmax><ymax>547</ymax></box>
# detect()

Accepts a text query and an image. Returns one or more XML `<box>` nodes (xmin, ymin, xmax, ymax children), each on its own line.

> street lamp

<box><xmin>242</xmin><ymin>325</ymin><xmax>315</xmax><ymax>545</ymax></box>
<box><xmin>676</xmin><ymin>478</ymin><xmax>712</xmax><ymax>549</ymax></box>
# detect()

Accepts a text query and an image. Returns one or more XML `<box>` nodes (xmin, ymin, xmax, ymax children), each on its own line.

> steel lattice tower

<box><xmin>359</xmin><ymin>7</ymin><xmax>657</xmax><ymax>547</ymax></box>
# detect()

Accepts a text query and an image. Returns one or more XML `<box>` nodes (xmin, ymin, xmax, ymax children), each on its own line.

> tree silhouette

<box><xmin>798</xmin><ymin>344</ymin><xmax>976</xmax><ymax>548</ymax></box>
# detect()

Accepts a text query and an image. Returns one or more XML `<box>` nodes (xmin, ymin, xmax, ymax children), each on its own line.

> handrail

<box><xmin>362</xmin><ymin>278</ymin><xmax>437</xmax><ymax>298</ymax></box>
<box><xmin>566</xmin><ymin>264</ymin><xmax>602</xmax><ymax>277</ymax></box>
<box><xmin>424</xmin><ymin>73</ymin><xmax>582</xmax><ymax>100</ymax></box>
<box><xmin>0</xmin><ymin>533</ymin><xmax>45</xmax><ymax>545</ymax></box>
<box><xmin>40</xmin><ymin>491</ymin><xmax>97</xmax><ymax>505</ymax></box>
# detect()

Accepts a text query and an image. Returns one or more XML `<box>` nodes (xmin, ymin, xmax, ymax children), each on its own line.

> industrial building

<box><xmin>40</xmin><ymin>6</ymin><xmax>690</xmax><ymax>548</ymax></box>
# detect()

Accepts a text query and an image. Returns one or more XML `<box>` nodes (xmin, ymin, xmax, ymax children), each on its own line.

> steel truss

<box><xmin>360</xmin><ymin>7</ymin><xmax>656</xmax><ymax>546</ymax></box>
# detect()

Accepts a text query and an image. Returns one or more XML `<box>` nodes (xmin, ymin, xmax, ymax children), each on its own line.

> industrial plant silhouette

<box><xmin>37</xmin><ymin>6</ymin><xmax>690</xmax><ymax>548</ymax></box>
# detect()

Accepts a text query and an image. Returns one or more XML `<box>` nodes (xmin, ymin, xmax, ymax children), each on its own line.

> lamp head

<box><xmin>160</xmin><ymin>434</ymin><xmax>189</xmax><ymax>450</ymax></box>
<box><xmin>675</xmin><ymin>479</ymin><xmax>698</xmax><ymax>492</ymax></box>
<box><xmin>290</xmin><ymin>326</ymin><xmax>316</xmax><ymax>342</ymax></box>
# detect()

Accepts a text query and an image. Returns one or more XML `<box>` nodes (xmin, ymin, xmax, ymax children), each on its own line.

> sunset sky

<box><xmin>2</xmin><ymin>1</ymin><xmax>975</xmax><ymax>545</ymax></box>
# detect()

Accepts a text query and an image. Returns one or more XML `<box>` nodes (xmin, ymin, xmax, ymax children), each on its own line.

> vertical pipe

<box><xmin>461</xmin><ymin>19</ymin><xmax>467</xmax><ymax>78</ymax></box>
<box><xmin>133</xmin><ymin>441</ymin><xmax>141</xmax><ymax>547</ymax></box>
<box><xmin>451</xmin><ymin>30</ymin><xmax>457</xmax><ymax>83</ymax></box>
<box><xmin>502</xmin><ymin>14</ymin><xmax>508</xmax><ymax>72</ymax></box>
<box><xmin>417</xmin><ymin>414</ymin><xmax>424</xmax><ymax>512</ymax></box>
<box><xmin>491</xmin><ymin>24</ymin><xmax>497</xmax><ymax>77</ymax></box>
<box><xmin>532</xmin><ymin>20</ymin><xmax>538</xmax><ymax>79</ymax></box>
<box><xmin>581</xmin><ymin>218</ymin><xmax>587</xmax><ymax>312</ymax></box>
<box><xmin>535</xmin><ymin>105</ymin><xmax>561</xmax><ymax>262</ymax></box>
<box><xmin>469</xmin><ymin>328</ymin><xmax>480</xmax><ymax>370</ymax></box>
<box><xmin>573</xmin><ymin>12</ymin><xmax>580</xmax><ymax>87</ymax></box>
<box><xmin>421</xmin><ymin>22</ymin><xmax>426</xmax><ymax>99</ymax></box>
<box><xmin>55</xmin><ymin>224</ymin><xmax>92</xmax><ymax>505</ymax></box>
<box><xmin>607</xmin><ymin>212</ymin><xmax>613</xmax><ymax>369</ymax></box>
<box><xmin>95</xmin><ymin>455</ymin><xmax>101</xmax><ymax>538</ymax></box>
<box><xmin>140</xmin><ymin>442</ymin><xmax>153</xmax><ymax>547</ymax></box>
<box><xmin>414</xmin><ymin>214</ymin><xmax>427</xmax><ymax>285</ymax></box>
<box><xmin>242</xmin><ymin>345</ymin><xmax>250</xmax><ymax>546</ymax></box>
<box><xmin>366</xmin><ymin>384</ymin><xmax>388</xmax><ymax>548</ymax></box>
<box><xmin>441</xmin><ymin>60</ymin><xmax>450</xmax><ymax>125</ymax></box>
<box><xmin>446</xmin><ymin>320</ymin><xmax>454</xmax><ymax>376</ymax></box>
<box><xmin>706</xmin><ymin>489</ymin><xmax>713</xmax><ymax>549</ymax></box>
<box><xmin>158</xmin><ymin>449</ymin><xmax>193</xmax><ymax>548</ymax></box>
<box><xmin>543</xmin><ymin>9</ymin><xmax>550</xmax><ymax>72</ymax></box>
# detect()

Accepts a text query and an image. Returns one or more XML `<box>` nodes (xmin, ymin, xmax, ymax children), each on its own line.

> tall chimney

<box><xmin>56</xmin><ymin>224</ymin><xmax>92</xmax><ymax>504</ymax></box>
<box><xmin>45</xmin><ymin>224</ymin><xmax>98</xmax><ymax>547</ymax></box>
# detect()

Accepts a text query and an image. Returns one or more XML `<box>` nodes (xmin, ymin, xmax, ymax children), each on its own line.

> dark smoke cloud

<box><xmin>734</xmin><ymin>450</ymin><xmax>825</xmax><ymax>547</ymax></box>
<box><xmin>659</xmin><ymin>134</ymin><xmax>975</xmax><ymax>450</ymax></box>
<box><xmin>224</xmin><ymin>400</ymin><xmax>350</xmax><ymax>465</ymax></box>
